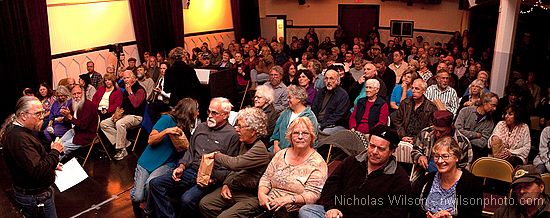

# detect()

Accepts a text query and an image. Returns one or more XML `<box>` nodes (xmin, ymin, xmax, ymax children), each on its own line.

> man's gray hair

<box><xmin>255</xmin><ymin>85</ymin><xmax>275</xmax><ymax>104</ymax></box>
<box><xmin>236</xmin><ymin>107</ymin><xmax>268</xmax><ymax>137</ymax></box>
<box><xmin>270</xmin><ymin>66</ymin><xmax>284</xmax><ymax>76</ymax></box>
<box><xmin>414</xmin><ymin>78</ymin><xmax>428</xmax><ymax>90</ymax></box>
<box><xmin>478</xmin><ymin>92</ymin><xmax>499</xmax><ymax>106</ymax></box>
<box><xmin>325</xmin><ymin>70</ymin><xmax>341</xmax><ymax>85</ymax></box>
<box><xmin>212</xmin><ymin>97</ymin><xmax>233</xmax><ymax>113</ymax></box>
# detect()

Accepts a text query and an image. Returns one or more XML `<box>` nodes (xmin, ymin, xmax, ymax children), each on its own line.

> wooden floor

<box><xmin>0</xmin><ymin>138</ymin><xmax>146</xmax><ymax>218</ymax></box>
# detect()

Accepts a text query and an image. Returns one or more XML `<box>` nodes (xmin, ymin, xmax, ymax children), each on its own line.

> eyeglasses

<box><xmin>234</xmin><ymin>124</ymin><xmax>249</xmax><ymax>129</ymax></box>
<box><xmin>207</xmin><ymin>109</ymin><xmax>223</xmax><ymax>117</ymax></box>
<box><xmin>433</xmin><ymin>154</ymin><xmax>452</xmax><ymax>161</ymax></box>
<box><xmin>292</xmin><ymin>131</ymin><xmax>310</xmax><ymax>137</ymax></box>
<box><xmin>26</xmin><ymin>110</ymin><xmax>45</xmax><ymax>118</ymax></box>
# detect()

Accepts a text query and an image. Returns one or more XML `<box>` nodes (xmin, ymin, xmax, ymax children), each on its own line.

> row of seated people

<box><xmin>129</xmin><ymin>95</ymin><xmax>550</xmax><ymax>218</ymax></box>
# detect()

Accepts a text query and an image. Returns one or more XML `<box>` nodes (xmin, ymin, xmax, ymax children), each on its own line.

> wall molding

<box><xmin>47</xmin><ymin>0</ymin><xmax>126</xmax><ymax>7</ymax></box>
<box><xmin>51</xmin><ymin>41</ymin><xmax>137</xmax><ymax>59</ymax></box>
<box><xmin>184</xmin><ymin>28</ymin><xmax>235</xmax><ymax>37</ymax></box>
<box><xmin>287</xmin><ymin>25</ymin><xmax>338</xmax><ymax>28</ymax></box>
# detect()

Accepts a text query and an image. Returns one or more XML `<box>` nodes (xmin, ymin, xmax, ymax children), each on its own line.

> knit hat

<box><xmin>511</xmin><ymin>165</ymin><xmax>542</xmax><ymax>187</ymax></box>
<box><xmin>369</xmin><ymin>125</ymin><xmax>400</xmax><ymax>147</ymax></box>
<box><xmin>433</xmin><ymin>110</ymin><xmax>453</xmax><ymax>128</ymax></box>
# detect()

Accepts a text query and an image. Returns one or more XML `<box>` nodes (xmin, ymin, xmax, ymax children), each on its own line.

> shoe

<box><xmin>114</xmin><ymin>149</ymin><xmax>128</xmax><ymax>160</ymax></box>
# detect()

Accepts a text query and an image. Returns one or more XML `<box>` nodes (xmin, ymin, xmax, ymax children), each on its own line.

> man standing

<box><xmin>454</xmin><ymin>92</ymin><xmax>498</xmax><ymax>161</ymax></box>
<box><xmin>1</xmin><ymin>96</ymin><xmax>64</xmax><ymax>218</ymax></box>
<box><xmin>85</xmin><ymin>61</ymin><xmax>103</xmax><ymax>89</ymax></box>
<box><xmin>312</xmin><ymin>70</ymin><xmax>349</xmax><ymax>134</ymax></box>
<box><xmin>424</xmin><ymin>69</ymin><xmax>459</xmax><ymax>116</ymax></box>
<box><xmin>100</xmin><ymin>70</ymin><xmax>146</xmax><ymax>160</ymax></box>
<box><xmin>59</xmin><ymin>85</ymin><xmax>99</xmax><ymax>160</ymax></box>
<box><xmin>147</xmin><ymin>98</ymin><xmax>239</xmax><ymax>217</ymax></box>
<box><xmin>164</xmin><ymin>47</ymin><xmax>200</xmax><ymax>106</ymax></box>
<box><xmin>266</xmin><ymin>66</ymin><xmax>288</xmax><ymax>114</ymax></box>
<box><xmin>299</xmin><ymin>125</ymin><xmax>411</xmax><ymax>218</ymax></box>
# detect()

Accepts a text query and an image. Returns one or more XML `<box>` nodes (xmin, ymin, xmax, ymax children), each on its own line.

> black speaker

<box><xmin>298</xmin><ymin>0</ymin><xmax>306</xmax><ymax>5</ymax></box>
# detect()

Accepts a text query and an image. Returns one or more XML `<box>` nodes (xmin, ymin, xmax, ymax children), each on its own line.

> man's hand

<box><xmin>60</xmin><ymin>107</ymin><xmax>71</xmax><ymax>117</ymax></box>
<box><xmin>125</xmin><ymin>83</ymin><xmax>132</xmax><ymax>92</ymax></box>
<box><xmin>203</xmin><ymin>151</ymin><xmax>217</xmax><ymax>160</ymax></box>
<box><xmin>51</xmin><ymin>137</ymin><xmax>64</xmax><ymax>153</ymax></box>
<box><xmin>402</xmin><ymin>137</ymin><xmax>414</xmax><ymax>144</ymax></box>
<box><xmin>172</xmin><ymin>164</ymin><xmax>185</xmax><ymax>181</ymax></box>
<box><xmin>56</xmin><ymin>163</ymin><xmax>63</xmax><ymax>171</ymax></box>
<box><xmin>220</xmin><ymin>184</ymin><xmax>232</xmax><ymax>200</ymax></box>
<box><xmin>326</xmin><ymin>209</ymin><xmax>343</xmax><ymax>218</ymax></box>
<box><xmin>418</xmin><ymin>156</ymin><xmax>428</xmax><ymax>170</ymax></box>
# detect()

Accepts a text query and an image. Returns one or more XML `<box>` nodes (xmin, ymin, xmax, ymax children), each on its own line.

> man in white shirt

<box><xmin>424</xmin><ymin>69</ymin><xmax>459</xmax><ymax>116</ymax></box>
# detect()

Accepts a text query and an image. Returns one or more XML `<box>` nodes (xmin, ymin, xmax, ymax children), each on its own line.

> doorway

<box><xmin>338</xmin><ymin>5</ymin><xmax>380</xmax><ymax>45</ymax></box>
<box><xmin>261</xmin><ymin>15</ymin><xmax>287</xmax><ymax>42</ymax></box>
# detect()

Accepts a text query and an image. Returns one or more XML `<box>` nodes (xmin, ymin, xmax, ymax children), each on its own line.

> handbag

<box><xmin>111</xmin><ymin>107</ymin><xmax>124</xmax><ymax>123</ymax></box>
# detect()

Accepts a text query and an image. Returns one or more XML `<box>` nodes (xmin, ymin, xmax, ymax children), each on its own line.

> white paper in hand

<box><xmin>55</xmin><ymin>158</ymin><xmax>88</xmax><ymax>192</ymax></box>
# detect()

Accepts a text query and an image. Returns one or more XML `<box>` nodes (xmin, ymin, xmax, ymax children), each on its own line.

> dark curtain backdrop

<box><xmin>231</xmin><ymin>0</ymin><xmax>261</xmax><ymax>41</ymax></box>
<box><xmin>129</xmin><ymin>0</ymin><xmax>184</xmax><ymax>59</ymax></box>
<box><xmin>0</xmin><ymin>0</ymin><xmax>52</xmax><ymax>120</ymax></box>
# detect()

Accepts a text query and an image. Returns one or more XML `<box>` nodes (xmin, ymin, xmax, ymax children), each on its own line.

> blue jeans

<box><xmin>299</xmin><ymin>204</ymin><xmax>325</xmax><ymax>218</ymax></box>
<box><xmin>59</xmin><ymin>129</ymin><xmax>82</xmax><ymax>160</ymax></box>
<box><xmin>131</xmin><ymin>164</ymin><xmax>172</xmax><ymax>203</ymax></box>
<box><xmin>147</xmin><ymin>167</ymin><xmax>212</xmax><ymax>218</ymax></box>
<box><xmin>14</xmin><ymin>186</ymin><xmax>57</xmax><ymax>218</ymax></box>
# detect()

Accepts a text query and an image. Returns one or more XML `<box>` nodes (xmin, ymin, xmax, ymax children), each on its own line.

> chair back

<box><xmin>471</xmin><ymin>157</ymin><xmax>514</xmax><ymax>183</ymax></box>
<box><xmin>542</xmin><ymin>173</ymin><xmax>550</xmax><ymax>195</ymax></box>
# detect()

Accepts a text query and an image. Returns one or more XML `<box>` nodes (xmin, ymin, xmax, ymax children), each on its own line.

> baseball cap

<box><xmin>371</xmin><ymin>45</ymin><xmax>381</xmax><ymax>50</ymax></box>
<box><xmin>511</xmin><ymin>165</ymin><xmax>542</xmax><ymax>187</ymax></box>
<box><xmin>433</xmin><ymin>110</ymin><xmax>453</xmax><ymax>128</ymax></box>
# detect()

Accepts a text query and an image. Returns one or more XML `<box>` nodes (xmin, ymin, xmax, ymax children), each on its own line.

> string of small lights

<box><xmin>520</xmin><ymin>0</ymin><xmax>550</xmax><ymax>14</ymax></box>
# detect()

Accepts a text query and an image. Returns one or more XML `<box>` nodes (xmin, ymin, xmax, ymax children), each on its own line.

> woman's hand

<box><xmin>258</xmin><ymin>192</ymin><xmax>272</xmax><ymax>209</ymax></box>
<box><xmin>269</xmin><ymin>196</ymin><xmax>292</xmax><ymax>211</ymax></box>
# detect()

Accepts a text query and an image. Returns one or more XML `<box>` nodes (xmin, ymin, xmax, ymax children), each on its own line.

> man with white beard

<box><xmin>147</xmin><ymin>97</ymin><xmax>240</xmax><ymax>217</ymax></box>
<box><xmin>59</xmin><ymin>85</ymin><xmax>99</xmax><ymax>161</ymax></box>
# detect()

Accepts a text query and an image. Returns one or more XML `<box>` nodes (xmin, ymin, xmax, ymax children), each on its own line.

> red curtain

<box><xmin>128</xmin><ymin>0</ymin><xmax>184</xmax><ymax>59</ymax></box>
<box><xmin>0</xmin><ymin>0</ymin><xmax>53</xmax><ymax>119</ymax></box>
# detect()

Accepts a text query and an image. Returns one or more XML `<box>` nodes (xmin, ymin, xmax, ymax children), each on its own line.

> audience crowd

<box><xmin>14</xmin><ymin>28</ymin><xmax>550</xmax><ymax>218</ymax></box>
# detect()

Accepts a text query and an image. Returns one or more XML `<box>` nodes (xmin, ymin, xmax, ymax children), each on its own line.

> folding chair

<box><xmin>132</xmin><ymin>103</ymin><xmax>153</xmax><ymax>152</ymax></box>
<box><xmin>542</xmin><ymin>173</ymin><xmax>550</xmax><ymax>195</ymax></box>
<box><xmin>82</xmin><ymin>115</ymin><xmax>111</xmax><ymax>167</ymax></box>
<box><xmin>470</xmin><ymin>157</ymin><xmax>514</xmax><ymax>217</ymax></box>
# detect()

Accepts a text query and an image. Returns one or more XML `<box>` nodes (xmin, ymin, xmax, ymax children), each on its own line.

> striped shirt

<box><xmin>424</xmin><ymin>85</ymin><xmax>459</xmax><ymax>116</ymax></box>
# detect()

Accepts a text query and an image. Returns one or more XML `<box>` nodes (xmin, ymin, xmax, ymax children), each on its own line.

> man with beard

<box><xmin>0</xmin><ymin>96</ymin><xmax>64</xmax><ymax>217</ymax></box>
<box><xmin>266</xmin><ymin>66</ymin><xmax>288</xmax><ymax>114</ymax></box>
<box><xmin>312</xmin><ymin>70</ymin><xmax>349</xmax><ymax>134</ymax></box>
<box><xmin>410</xmin><ymin>110</ymin><xmax>472</xmax><ymax>182</ymax></box>
<box><xmin>494</xmin><ymin>165</ymin><xmax>550</xmax><ymax>217</ymax></box>
<box><xmin>136</xmin><ymin>65</ymin><xmax>155</xmax><ymax>100</ymax></box>
<box><xmin>147</xmin><ymin>97</ymin><xmax>240</xmax><ymax>217</ymax></box>
<box><xmin>146</xmin><ymin>56</ymin><xmax>161</xmax><ymax>83</ymax></box>
<box><xmin>59</xmin><ymin>85</ymin><xmax>99</xmax><ymax>161</ymax></box>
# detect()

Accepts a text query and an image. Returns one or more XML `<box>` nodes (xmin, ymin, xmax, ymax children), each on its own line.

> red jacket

<box><xmin>92</xmin><ymin>86</ymin><xmax>123</xmax><ymax>114</ymax></box>
<box><xmin>70</xmin><ymin>100</ymin><xmax>98</xmax><ymax>145</ymax></box>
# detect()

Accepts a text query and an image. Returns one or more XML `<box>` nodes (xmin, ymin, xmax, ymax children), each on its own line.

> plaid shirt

<box><xmin>411</xmin><ymin>126</ymin><xmax>473</xmax><ymax>169</ymax></box>
<box><xmin>89</xmin><ymin>71</ymin><xmax>103</xmax><ymax>89</ymax></box>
